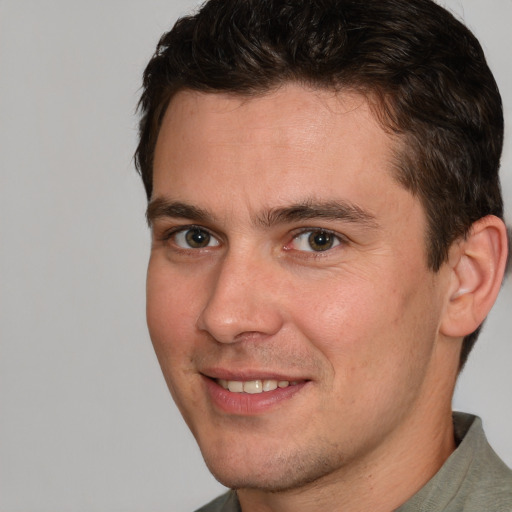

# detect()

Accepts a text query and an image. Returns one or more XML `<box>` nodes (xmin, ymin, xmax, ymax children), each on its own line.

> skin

<box><xmin>146</xmin><ymin>84</ymin><xmax>463</xmax><ymax>512</ymax></box>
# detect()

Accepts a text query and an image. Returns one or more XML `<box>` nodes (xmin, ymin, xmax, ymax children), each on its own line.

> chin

<box><xmin>201</xmin><ymin>442</ymin><xmax>346</xmax><ymax>493</ymax></box>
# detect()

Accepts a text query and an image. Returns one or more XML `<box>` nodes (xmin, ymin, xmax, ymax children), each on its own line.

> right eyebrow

<box><xmin>146</xmin><ymin>198</ymin><xmax>212</xmax><ymax>227</ymax></box>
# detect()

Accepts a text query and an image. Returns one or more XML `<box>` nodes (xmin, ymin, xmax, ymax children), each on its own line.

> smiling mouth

<box><xmin>205</xmin><ymin>376</ymin><xmax>309</xmax><ymax>414</ymax></box>
<box><xmin>216</xmin><ymin>379</ymin><xmax>303</xmax><ymax>394</ymax></box>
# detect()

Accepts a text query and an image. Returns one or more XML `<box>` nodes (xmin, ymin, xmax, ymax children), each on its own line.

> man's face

<box><xmin>147</xmin><ymin>85</ymin><xmax>454</xmax><ymax>492</ymax></box>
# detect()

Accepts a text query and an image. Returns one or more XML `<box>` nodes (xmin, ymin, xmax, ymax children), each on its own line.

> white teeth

<box><xmin>243</xmin><ymin>380</ymin><xmax>263</xmax><ymax>394</ymax></box>
<box><xmin>262</xmin><ymin>379</ymin><xmax>278</xmax><ymax>392</ymax></box>
<box><xmin>217</xmin><ymin>379</ymin><xmax>292</xmax><ymax>393</ymax></box>
<box><xmin>227</xmin><ymin>381</ymin><xmax>244</xmax><ymax>392</ymax></box>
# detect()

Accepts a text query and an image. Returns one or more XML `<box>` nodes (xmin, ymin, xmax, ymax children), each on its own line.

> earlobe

<box><xmin>440</xmin><ymin>215</ymin><xmax>509</xmax><ymax>338</ymax></box>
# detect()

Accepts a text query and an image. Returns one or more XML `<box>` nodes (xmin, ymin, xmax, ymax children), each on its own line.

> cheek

<box><xmin>291</xmin><ymin>273</ymin><xmax>440</xmax><ymax>435</ymax></box>
<box><xmin>290</xmin><ymin>265</ymin><xmax>436</xmax><ymax>375</ymax></box>
<box><xmin>146</xmin><ymin>264</ymin><xmax>206</xmax><ymax>419</ymax></box>
<box><xmin>291</xmin><ymin>274</ymin><xmax>389</xmax><ymax>351</ymax></box>
<box><xmin>146</xmin><ymin>261</ymin><xmax>200</xmax><ymax>362</ymax></box>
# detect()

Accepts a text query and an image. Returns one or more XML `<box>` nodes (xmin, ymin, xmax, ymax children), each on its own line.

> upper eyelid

<box><xmin>290</xmin><ymin>226</ymin><xmax>348</xmax><ymax>241</ymax></box>
<box><xmin>292</xmin><ymin>226</ymin><xmax>338</xmax><ymax>235</ymax></box>
<box><xmin>158</xmin><ymin>224</ymin><xmax>219</xmax><ymax>242</ymax></box>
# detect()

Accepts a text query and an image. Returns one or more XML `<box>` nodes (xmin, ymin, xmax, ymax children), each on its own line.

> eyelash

<box><xmin>160</xmin><ymin>225</ymin><xmax>219</xmax><ymax>245</ymax></box>
<box><xmin>159</xmin><ymin>225</ymin><xmax>346</xmax><ymax>254</ymax></box>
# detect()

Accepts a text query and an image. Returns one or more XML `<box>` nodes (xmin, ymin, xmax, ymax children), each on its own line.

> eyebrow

<box><xmin>146</xmin><ymin>197</ymin><xmax>378</xmax><ymax>229</ymax></box>
<box><xmin>256</xmin><ymin>200</ymin><xmax>378</xmax><ymax>229</ymax></box>
<box><xmin>146</xmin><ymin>198</ymin><xmax>212</xmax><ymax>226</ymax></box>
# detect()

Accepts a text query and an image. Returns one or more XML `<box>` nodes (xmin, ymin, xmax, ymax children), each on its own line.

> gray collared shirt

<box><xmin>196</xmin><ymin>413</ymin><xmax>512</xmax><ymax>512</ymax></box>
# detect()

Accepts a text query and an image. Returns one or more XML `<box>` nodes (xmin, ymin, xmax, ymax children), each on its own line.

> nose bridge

<box><xmin>197</xmin><ymin>246</ymin><xmax>283</xmax><ymax>343</ymax></box>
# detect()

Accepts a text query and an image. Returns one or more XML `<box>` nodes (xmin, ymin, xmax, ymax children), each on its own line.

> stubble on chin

<box><xmin>203</xmin><ymin>439</ymin><xmax>347</xmax><ymax>494</ymax></box>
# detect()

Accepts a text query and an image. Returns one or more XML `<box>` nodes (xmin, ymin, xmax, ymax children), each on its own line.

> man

<box><xmin>135</xmin><ymin>0</ymin><xmax>511</xmax><ymax>510</ymax></box>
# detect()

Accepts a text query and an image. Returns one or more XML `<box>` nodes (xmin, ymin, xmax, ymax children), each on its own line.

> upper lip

<box><xmin>200</xmin><ymin>368</ymin><xmax>309</xmax><ymax>382</ymax></box>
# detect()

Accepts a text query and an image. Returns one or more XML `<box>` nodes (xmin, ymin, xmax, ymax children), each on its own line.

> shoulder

<box><xmin>457</xmin><ymin>438</ymin><xmax>512</xmax><ymax>511</ymax></box>
<box><xmin>455</xmin><ymin>413</ymin><xmax>512</xmax><ymax>510</ymax></box>
<box><xmin>397</xmin><ymin>413</ymin><xmax>512</xmax><ymax>512</ymax></box>
<box><xmin>195</xmin><ymin>491</ymin><xmax>240</xmax><ymax>512</ymax></box>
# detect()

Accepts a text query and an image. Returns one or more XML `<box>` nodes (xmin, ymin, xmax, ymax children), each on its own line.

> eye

<box><xmin>290</xmin><ymin>230</ymin><xmax>341</xmax><ymax>252</ymax></box>
<box><xmin>173</xmin><ymin>227</ymin><xmax>220</xmax><ymax>249</ymax></box>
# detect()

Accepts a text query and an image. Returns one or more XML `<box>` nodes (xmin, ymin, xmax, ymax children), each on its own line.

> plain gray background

<box><xmin>0</xmin><ymin>1</ymin><xmax>510</xmax><ymax>510</ymax></box>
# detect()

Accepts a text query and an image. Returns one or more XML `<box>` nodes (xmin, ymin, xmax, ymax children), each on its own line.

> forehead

<box><xmin>158</xmin><ymin>86</ymin><xmax>389</xmax><ymax>150</ymax></box>
<box><xmin>161</xmin><ymin>85</ymin><xmax>375</xmax><ymax>141</ymax></box>
<box><xmin>152</xmin><ymin>84</ymin><xmax>418</xmax><ymax>227</ymax></box>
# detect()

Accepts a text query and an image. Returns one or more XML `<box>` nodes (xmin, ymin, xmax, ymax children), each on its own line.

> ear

<box><xmin>440</xmin><ymin>215</ymin><xmax>509</xmax><ymax>338</ymax></box>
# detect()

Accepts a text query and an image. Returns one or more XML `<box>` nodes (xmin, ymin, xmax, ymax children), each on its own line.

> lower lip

<box><xmin>203</xmin><ymin>377</ymin><xmax>308</xmax><ymax>415</ymax></box>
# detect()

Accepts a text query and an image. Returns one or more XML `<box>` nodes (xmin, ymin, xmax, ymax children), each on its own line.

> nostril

<box><xmin>233</xmin><ymin>331</ymin><xmax>269</xmax><ymax>343</ymax></box>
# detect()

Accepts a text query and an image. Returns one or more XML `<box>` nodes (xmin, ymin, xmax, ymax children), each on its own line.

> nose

<box><xmin>196</xmin><ymin>251</ymin><xmax>284</xmax><ymax>344</ymax></box>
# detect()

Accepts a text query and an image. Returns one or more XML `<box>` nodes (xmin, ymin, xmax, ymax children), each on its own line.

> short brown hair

<box><xmin>135</xmin><ymin>0</ymin><xmax>505</xmax><ymax>367</ymax></box>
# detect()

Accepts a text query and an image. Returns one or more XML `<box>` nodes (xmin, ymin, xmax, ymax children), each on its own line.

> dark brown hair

<box><xmin>135</xmin><ymin>0</ymin><xmax>505</xmax><ymax>368</ymax></box>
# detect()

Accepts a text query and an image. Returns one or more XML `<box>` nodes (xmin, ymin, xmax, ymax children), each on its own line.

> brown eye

<box><xmin>291</xmin><ymin>230</ymin><xmax>341</xmax><ymax>252</ymax></box>
<box><xmin>174</xmin><ymin>228</ymin><xmax>220</xmax><ymax>249</ymax></box>
<box><xmin>308</xmin><ymin>231</ymin><xmax>334</xmax><ymax>251</ymax></box>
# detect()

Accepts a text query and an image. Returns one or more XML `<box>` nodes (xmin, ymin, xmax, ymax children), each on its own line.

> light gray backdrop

<box><xmin>0</xmin><ymin>1</ymin><xmax>510</xmax><ymax>510</ymax></box>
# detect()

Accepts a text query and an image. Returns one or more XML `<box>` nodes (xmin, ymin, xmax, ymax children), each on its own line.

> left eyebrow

<box><xmin>256</xmin><ymin>200</ymin><xmax>378</xmax><ymax>229</ymax></box>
